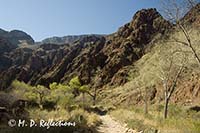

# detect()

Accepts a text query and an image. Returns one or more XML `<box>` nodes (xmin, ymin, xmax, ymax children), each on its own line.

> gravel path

<box><xmin>97</xmin><ymin>115</ymin><xmax>139</xmax><ymax>133</ymax></box>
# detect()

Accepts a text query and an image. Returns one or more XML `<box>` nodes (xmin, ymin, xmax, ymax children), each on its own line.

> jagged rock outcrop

<box><xmin>100</xmin><ymin>8</ymin><xmax>171</xmax><ymax>86</ymax></box>
<box><xmin>182</xmin><ymin>3</ymin><xmax>200</xmax><ymax>26</ymax></box>
<box><xmin>0</xmin><ymin>37</ymin><xmax>17</xmax><ymax>54</ymax></box>
<box><xmin>0</xmin><ymin>29</ymin><xmax>34</xmax><ymax>71</ymax></box>
<box><xmin>0</xmin><ymin>37</ymin><xmax>16</xmax><ymax>71</ymax></box>
<box><xmin>37</xmin><ymin>36</ymin><xmax>106</xmax><ymax>86</ymax></box>
<box><xmin>0</xmin><ymin>29</ymin><xmax>34</xmax><ymax>46</ymax></box>
<box><xmin>0</xmin><ymin>8</ymin><xmax>172</xmax><ymax>89</ymax></box>
<box><xmin>41</xmin><ymin>34</ymin><xmax>104</xmax><ymax>45</ymax></box>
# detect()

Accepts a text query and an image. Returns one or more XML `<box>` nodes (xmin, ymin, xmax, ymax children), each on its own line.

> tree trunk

<box><xmin>82</xmin><ymin>93</ymin><xmax>85</xmax><ymax>108</ymax></box>
<box><xmin>179</xmin><ymin>24</ymin><xmax>200</xmax><ymax>66</ymax></box>
<box><xmin>164</xmin><ymin>97</ymin><xmax>169</xmax><ymax>119</ymax></box>
<box><xmin>93</xmin><ymin>95</ymin><xmax>96</xmax><ymax>106</ymax></box>
<box><xmin>144</xmin><ymin>88</ymin><xmax>148</xmax><ymax>114</ymax></box>
<box><xmin>93</xmin><ymin>89</ymin><xmax>97</xmax><ymax>106</ymax></box>
<box><xmin>144</xmin><ymin>100</ymin><xmax>148</xmax><ymax>115</ymax></box>
<box><xmin>189</xmin><ymin>45</ymin><xmax>200</xmax><ymax>66</ymax></box>
<box><xmin>39</xmin><ymin>95</ymin><xmax>43</xmax><ymax>109</ymax></box>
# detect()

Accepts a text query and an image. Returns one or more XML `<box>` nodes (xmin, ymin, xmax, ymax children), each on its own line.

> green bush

<box><xmin>48</xmin><ymin>82</ymin><xmax>75</xmax><ymax>110</ymax></box>
<box><xmin>12</xmin><ymin>80</ymin><xmax>50</xmax><ymax>109</ymax></box>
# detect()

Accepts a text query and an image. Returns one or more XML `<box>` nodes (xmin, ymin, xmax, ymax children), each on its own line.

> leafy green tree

<box><xmin>69</xmin><ymin>77</ymin><xmax>92</xmax><ymax>108</ymax></box>
<box><xmin>69</xmin><ymin>77</ymin><xmax>81</xmax><ymax>88</ymax></box>
<box><xmin>69</xmin><ymin>76</ymin><xmax>82</xmax><ymax>97</ymax></box>
<box><xmin>12</xmin><ymin>80</ymin><xmax>49</xmax><ymax>109</ymax></box>
<box><xmin>12</xmin><ymin>80</ymin><xmax>35</xmax><ymax>101</ymax></box>
<box><xmin>34</xmin><ymin>85</ymin><xmax>50</xmax><ymax>109</ymax></box>
<box><xmin>49</xmin><ymin>82</ymin><xmax>58</xmax><ymax>90</ymax></box>
<box><xmin>48</xmin><ymin>82</ymin><xmax>73</xmax><ymax>110</ymax></box>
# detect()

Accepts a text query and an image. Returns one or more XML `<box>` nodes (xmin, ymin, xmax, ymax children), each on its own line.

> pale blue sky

<box><xmin>0</xmin><ymin>0</ymin><xmax>161</xmax><ymax>41</ymax></box>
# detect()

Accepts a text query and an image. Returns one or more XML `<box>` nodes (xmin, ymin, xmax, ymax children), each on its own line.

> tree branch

<box><xmin>167</xmin><ymin>64</ymin><xmax>184</xmax><ymax>99</ymax></box>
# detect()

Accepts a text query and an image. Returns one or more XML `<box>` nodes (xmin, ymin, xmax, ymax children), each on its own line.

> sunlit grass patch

<box><xmin>110</xmin><ymin>105</ymin><xmax>200</xmax><ymax>133</ymax></box>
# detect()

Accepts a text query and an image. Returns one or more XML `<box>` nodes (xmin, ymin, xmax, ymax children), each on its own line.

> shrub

<box><xmin>28</xmin><ymin>108</ymin><xmax>70</xmax><ymax>121</ymax></box>
<box><xmin>11</xmin><ymin>80</ymin><xmax>50</xmax><ymax>109</ymax></box>
<box><xmin>48</xmin><ymin>82</ymin><xmax>75</xmax><ymax>110</ymax></box>
<box><xmin>86</xmin><ymin>113</ymin><xmax>101</xmax><ymax>127</ymax></box>
<box><xmin>70</xmin><ymin>109</ymin><xmax>88</xmax><ymax>124</ymax></box>
<box><xmin>125</xmin><ymin>119</ymin><xmax>147</xmax><ymax>131</ymax></box>
<box><xmin>69</xmin><ymin>109</ymin><xmax>101</xmax><ymax>127</ymax></box>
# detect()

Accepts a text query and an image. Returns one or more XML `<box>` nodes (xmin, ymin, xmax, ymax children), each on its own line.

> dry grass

<box><xmin>110</xmin><ymin>104</ymin><xmax>200</xmax><ymax>133</ymax></box>
<box><xmin>66</xmin><ymin>27</ymin><xmax>200</xmax><ymax>132</ymax></box>
<box><xmin>110</xmin><ymin>109</ymin><xmax>156</xmax><ymax>132</ymax></box>
<box><xmin>28</xmin><ymin>108</ymin><xmax>70</xmax><ymax>121</ymax></box>
<box><xmin>101</xmin><ymin>27</ymin><xmax>200</xmax><ymax>107</ymax></box>
<box><xmin>28</xmin><ymin>108</ymin><xmax>101</xmax><ymax>128</ymax></box>
<box><xmin>70</xmin><ymin>108</ymin><xmax>101</xmax><ymax>127</ymax></box>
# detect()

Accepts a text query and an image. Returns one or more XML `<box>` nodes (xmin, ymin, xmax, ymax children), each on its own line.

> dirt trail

<box><xmin>97</xmin><ymin>115</ymin><xmax>139</xmax><ymax>133</ymax></box>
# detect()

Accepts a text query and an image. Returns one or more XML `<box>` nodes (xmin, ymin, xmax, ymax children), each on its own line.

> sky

<box><xmin>0</xmin><ymin>0</ymin><xmax>161</xmax><ymax>41</ymax></box>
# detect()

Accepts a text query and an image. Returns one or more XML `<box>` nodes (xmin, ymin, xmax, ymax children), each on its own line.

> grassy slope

<box><xmin>101</xmin><ymin>26</ymin><xmax>200</xmax><ymax>106</ymax></box>
<box><xmin>99</xmin><ymin>26</ymin><xmax>200</xmax><ymax>132</ymax></box>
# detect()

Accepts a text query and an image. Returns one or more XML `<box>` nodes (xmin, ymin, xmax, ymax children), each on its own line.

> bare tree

<box><xmin>158</xmin><ymin>50</ymin><xmax>187</xmax><ymax>118</ymax></box>
<box><xmin>81</xmin><ymin>67</ymin><xmax>102</xmax><ymax>106</ymax></box>
<box><xmin>187</xmin><ymin>0</ymin><xmax>198</xmax><ymax>7</ymax></box>
<box><xmin>88</xmin><ymin>74</ymin><xmax>102</xmax><ymax>106</ymax></box>
<box><xmin>144</xmin><ymin>87</ymin><xmax>148</xmax><ymax>114</ymax></box>
<box><xmin>135</xmin><ymin>80</ymin><xmax>152</xmax><ymax>115</ymax></box>
<box><xmin>86</xmin><ymin>87</ymin><xmax>99</xmax><ymax>106</ymax></box>
<box><xmin>161</xmin><ymin>0</ymin><xmax>200</xmax><ymax>66</ymax></box>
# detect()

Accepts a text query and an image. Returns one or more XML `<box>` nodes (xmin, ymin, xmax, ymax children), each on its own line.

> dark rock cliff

<box><xmin>0</xmin><ymin>8</ymin><xmax>172</xmax><ymax>89</ymax></box>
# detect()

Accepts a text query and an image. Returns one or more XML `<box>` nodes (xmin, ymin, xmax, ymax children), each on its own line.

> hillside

<box><xmin>0</xmin><ymin>29</ymin><xmax>34</xmax><ymax>46</ymax></box>
<box><xmin>0</xmin><ymin>4</ymin><xmax>199</xmax><ymax>104</ymax></box>
<box><xmin>100</xmin><ymin>4</ymin><xmax>200</xmax><ymax>106</ymax></box>
<box><xmin>101</xmin><ymin>27</ymin><xmax>200</xmax><ymax>106</ymax></box>
<box><xmin>0</xmin><ymin>8</ymin><xmax>171</xmax><ymax>89</ymax></box>
<box><xmin>0</xmin><ymin>3</ymin><xmax>200</xmax><ymax>133</ymax></box>
<box><xmin>40</xmin><ymin>34</ymin><xmax>104</xmax><ymax>45</ymax></box>
<box><xmin>182</xmin><ymin>3</ymin><xmax>200</xmax><ymax>26</ymax></box>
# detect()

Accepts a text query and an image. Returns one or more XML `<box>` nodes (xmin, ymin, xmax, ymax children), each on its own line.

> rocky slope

<box><xmin>1</xmin><ymin>2</ymin><xmax>200</xmax><ymax>90</ymax></box>
<box><xmin>0</xmin><ymin>38</ymin><xmax>16</xmax><ymax>54</ymax></box>
<box><xmin>99</xmin><ymin>3</ymin><xmax>200</xmax><ymax>106</ymax></box>
<box><xmin>182</xmin><ymin>3</ymin><xmax>200</xmax><ymax>26</ymax></box>
<box><xmin>0</xmin><ymin>29</ymin><xmax>34</xmax><ymax>46</ymax></box>
<box><xmin>0</xmin><ymin>8</ymin><xmax>172</xmax><ymax>90</ymax></box>
<box><xmin>41</xmin><ymin>34</ymin><xmax>104</xmax><ymax>45</ymax></box>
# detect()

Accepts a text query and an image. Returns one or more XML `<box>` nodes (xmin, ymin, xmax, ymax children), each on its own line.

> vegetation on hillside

<box><xmin>0</xmin><ymin>1</ymin><xmax>200</xmax><ymax>133</ymax></box>
<box><xmin>99</xmin><ymin>24</ymin><xmax>200</xmax><ymax>132</ymax></box>
<box><xmin>0</xmin><ymin>77</ymin><xmax>102</xmax><ymax>132</ymax></box>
